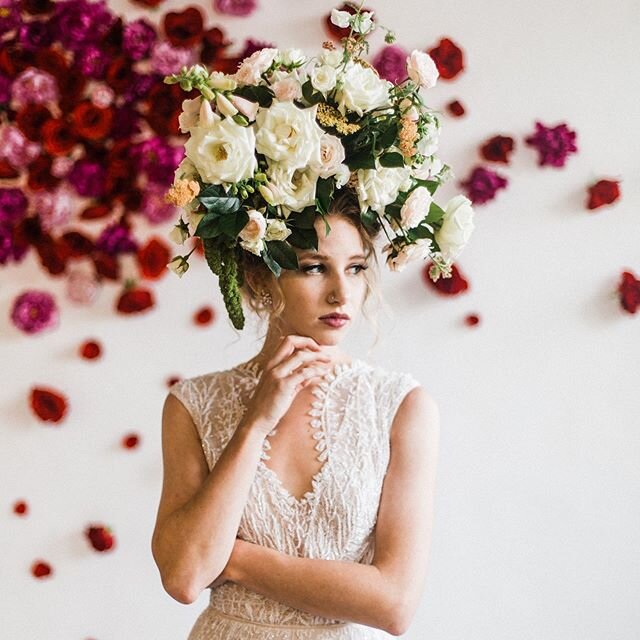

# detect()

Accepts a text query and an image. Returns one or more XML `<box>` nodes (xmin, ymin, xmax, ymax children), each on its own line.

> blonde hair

<box><xmin>238</xmin><ymin>185</ymin><xmax>384</xmax><ymax>351</ymax></box>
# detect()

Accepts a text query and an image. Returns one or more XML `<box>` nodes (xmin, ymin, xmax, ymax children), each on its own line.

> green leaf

<box><xmin>198</xmin><ymin>194</ymin><xmax>241</xmax><ymax>216</ymax></box>
<box><xmin>379</xmin><ymin>122</ymin><xmax>397</xmax><ymax>148</ymax></box>
<box><xmin>234</xmin><ymin>85</ymin><xmax>274</xmax><ymax>108</ymax></box>
<box><xmin>346</xmin><ymin>151</ymin><xmax>376</xmax><ymax>171</ymax></box>
<box><xmin>425</xmin><ymin>201</ymin><xmax>446</xmax><ymax>224</ymax></box>
<box><xmin>261</xmin><ymin>246</ymin><xmax>282</xmax><ymax>278</ymax></box>
<box><xmin>379</xmin><ymin>152</ymin><xmax>405</xmax><ymax>168</ymax></box>
<box><xmin>198</xmin><ymin>184</ymin><xmax>224</xmax><ymax>198</ymax></box>
<box><xmin>287</xmin><ymin>206</ymin><xmax>316</xmax><ymax>229</ymax></box>
<box><xmin>412</xmin><ymin>178</ymin><xmax>440</xmax><ymax>196</ymax></box>
<box><xmin>218</xmin><ymin>210</ymin><xmax>249</xmax><ymax>238</ymax></box>
<box><xmin>195</xmin><ymin>213</ymin><xmax>222</xmax><ymax>239</ymax></box>
<box><xmin>315</xmin><ymin>177</ymin><xmax>334</xmax><ymax>215</ymax></box>
<box><xmin>287</xmin><ymin>226</ymin><xmax>319</xmax><ymax>250</ymax></box>
<box><xmin>410</xmin><ymin>224</ymin><xmax>434</xmax><ymax>239</ymax></box>
<box><xmin>301</xmin><ymin>80</ymin><xmax>324</xmax><ymax>105</ymax></box>
<box><xmin>360</xmin><ymin>208</ymin><xmax>380</xmax><ymax>234</ymax></box>
<box><xmin>266</xmin><ymin>240</ymin><xmax>299</xmax><ymax>270</ymax></box>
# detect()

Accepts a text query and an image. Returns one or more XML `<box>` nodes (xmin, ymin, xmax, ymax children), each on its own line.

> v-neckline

<box><xmin>234</xmin><ymin>358</ymin><xmax>362</xmax><ymax>508</ymax></box>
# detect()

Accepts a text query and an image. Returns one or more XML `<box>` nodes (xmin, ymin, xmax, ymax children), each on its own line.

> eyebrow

<box><xmin>299</xmin><ymin>252</ymin><xmax>367</xmax><ymax>261</ymax></box>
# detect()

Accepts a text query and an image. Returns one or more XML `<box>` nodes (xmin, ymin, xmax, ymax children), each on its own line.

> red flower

<box><xmin>41</xmin><ymin>118</ymin><xmax>78</xmax><ymax>156</ymax></box>
<box><xmin>0</xmin><ymin>159</ymin><xmax>20</xmax><ymax>179</ymax></box>
<box><xmin>143</xmin><ymin>83</ymin><xmax>184</xmax><ymax>136</ymax></box>
<box><xmin>27</xmin><ymin>154</ymin><xmax>60</xmax><ymax>190</ymax></box>
<box><xmin>13</xmin><ymin>500</ymin><xmax>29</xmax><ymax>515</ymax></box>
<box><xmin>166</xmin><ymin>375</ymin><xmax>181</xmax><ymax>387</ymax></box>
<box><xmin>427</xmin><ymin>37</ymin><xmax>464</xmax><ymax>80</ymax></box>
<box><xmin>80</xmin><ymin>340</ymin><xmax>102</xmax><ymax>359</ymax></box>
<box><xmin>122</xmin><ymin>432</ymin><xmax>140</xmax><ymax>449</ymax></box>
<box><xmin>61</xmin><ymin>231</ymin><xmax>94</xmax><ymax>258</ymax></box>
<box><xmin>446</xmin><ymin>99</ymin><xmax>465</xmax><ymax>117</ymax></box>
<box><xmin>0</xmin><ymin>42</ymin><xmax>35</xmax><ymax>77</ymax></box>
<box><xmin>36</xmin><ymin>237</ymin><xmax>71</xmax><ymax>275</ymax></box>
<box><xmin>15</xmin><ymin>104</ymin><xmax>53</xmax><ymax>141</ymax></box>
<box><xmin>137</xmin><ymin>237</ymin><xmax>170</xmax><ymax>280</ymax></box>
<box><xmin>93</xmin><ymin>252</ymin><xmax>120</xmax><ymax>280</ymax></box>
<box><xmin>33</xmin><ymin>47</ymin><xmax>69</xmax><ymax>82</ymax></box>
<box><xmin>81</xmin><ymin>203</ymin><xmax>112</xmax><ymax>220</ymax></box>
<box><xmin>194</xmin><ymin>306</ymin><xmax>215</xmax><ymax>325</ymax></box>
<box><xmin>71</xmin><ymin>101</ymin><xmax>114</xmax><ymax>141</ymax></box>
<box><xmin>100</xmin><ymin>18</ymin><xmax>125</xmax><ymax>58</ymax></box>
<box><xmin>116</xmin><ymin>287</ymin><xmax>155</xmax><ymax>314</ymax></box>
<box><xmin>30</xmin><ymin>387</ymin><xmax>69</xmax><ymax>423</ymax></box>
<box><xmin>105</xmin><ymin>56</ymin><xmax>135</xmax><ymax>94</ymax></box>
<box><xmin>163</xmin><ymin>7</ymin><xmax>204</xmax><ymax>48</ymax></box>
<box><xmin>464</xmin><ymin>313</ymin><xmax>481</xmax><ymax>327</ymax></box>
<box><xmin>618</xmin><ymin>270</ymin><xmax>640</xmax><ymax>314</ymax></box>
<box><xmin>200</xmin><ymin>26</ymin><xmax>234</xmax><ymax>66</ymax></box>
<box><xmin>480</xmin><ymin>135</ymin><xmax>515</xmax><ymax>163</ymax></box>
<box><xmin>85</xmin><ymin>525</ymin><xmax>115</xmax><ymax>552</ymax></box>
<box><xmin>423</xmin><ymin>262</ymin><xmax>469</xmax><ymax>295</ymax></box>
<box><xmin>587</xmin><ymin>179</ymin><xmax>620</xmax><ymax>210</ymax></box>
<box><xmin>31</xmin><ymin>560</ymin><xmax>53</xmax><ymax>578</ymax></box>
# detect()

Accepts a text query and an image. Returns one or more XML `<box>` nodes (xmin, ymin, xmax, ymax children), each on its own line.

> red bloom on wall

<box><xmin>31</xmin><ymin>560</ymin><xmax>53</xmax><ymax>578</ymax></box>
<box><xmin>427</xmin><ymin>37</ymin><xmax>464</xmax><ymax>80</ymax></box>
<box><xmin>137</xmin><ymin>237</ymin><xmax>171</xmax><ymax>280</ymax></box>
<box><xmin>14</xmin><ymin>500</ymin><xmax>29</xmax><ymax>515</ymax></box>
<box><xmin>85</xmin><ymin>525</ymin><xmax>116</xmax><ymax>552</ymax></box>
<box><xmin>618</xmin><ymin>270</ymin><xmax>640</xmax><ymax>314</ymax></box>
<box><xmin>116</xmin><ymin>286</ymin><xmax>155</xmax><ymax>313</ymax></box>
<box><xmin>194</xmin><ymin>306</ymin><xmax>215</xmax><ymax>325</ymax></box>
<box><xmin>15</xmin><ymin>104</ymin><xmax>53</xmax><ymax>141</ymax></box>
<box><xmin>79</xmin><ymin>340</ymin><xmax>102</xmax><ymax>359</ymax></box>
<box><xmin>480</xmin><ymin>135</ymin><xmax>515</xmax><ymax>163</ymax></box>
<box><xmin>446</xmin><ymin>99</ymin><xmax>465</xmax><ymax>117</ymax></box>
<box><xmin>71</xmin><ymin>101</ymin><xmax>115</xmax><ymax>142</ymax></box>
<box><xmin>41</xmin><ymin>119</ymin><xmax>78</xmax><ymax>156</ymax></box>
<box><xmin>423</xmin><ymin>262</ymin><xmax>469</xmax><ymax>295</ymax></box>
<box><xmin>587</xmin><ymin>179</ymin><xmax>620</xmax><ymax>210</ymax></box>
<box><xmin>163</xmin><ymin>7</ymin><xmax>205</xmax><ymax>48</ymax></box>
<box><xmin>323</xmin><ymin>3</ymin><xmax>368</xmax><ymax>40</ymax></box>
<box><xmin>30</xmin><ymin>387</ymin><xmax>68</xmax><ymax>423</ymax></box>
<box><xmin>122</xmin><ymin>432</ymin><xmax>140</xmax><ymax>449</ymax></box>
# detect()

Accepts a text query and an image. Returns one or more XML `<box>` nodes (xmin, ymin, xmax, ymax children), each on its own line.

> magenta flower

<box><xmin>372</xmin><ymin>45</ymin><xmax>409</xmax><ymax>85</ymax></box>
<box><xmin>121</xmin><ymin>72</ymin><xmax>157</xmax><ymax>105</ymax></box>
<box><xmin>141</xmin><ymin>184</ymin><xmax>177</xmax><ymax>225</ymax></box>
<box><xmin>75</xmin><ymin>45</ymin><xmax>110</xmax><ymax>79</ymax></box>
<box><xmin>132</xmin><ymin>137</ymin><xmax>183</xmax><ymax>185</ymax></box>
<box><xmin>0</xmin><ymin>188</ymin><xmax>28</xmax><ymax>223</ymax></box>
<box><xmin>524</xmin><ymin>120</ymin><xmax>578</xmax><ymax>168</ymax></box>
<box><xmin>68</xmin><ymin>159</ymin><xmax>106</xmax><ymax>198</ymax></box>
<box><xmin>459</xmin><ymin>166</ymin><xmax>508</xmax><ymax>205</ymax></box>
<box><xmin>0</xmin><ymin>74</ymin><xmax>11</xmax><ymax>103</ymax></box>
<box><xmin>10</xmin><ymin>290</ymin><xmax>59</xmax><ymax>334</ymax></box>
<box><xmin>0</xmin><ymin>0</ymin><xmax>21</xmax><ymax>36</ymax></box>
<box><xmin>52</xmin><ymin>0</ymin><xmax>115</xmax><ymax>52</ymax></box>
<box><xmin>150</xmin><ymin>41</ymin><xmax>196</xmax><ymax>76</ymax></box>
<box><xmin>0</xmin><ymin>125</ymin><xmax>41</xmax><ymax>168</ymax></box>
<box><xmin>18</xmin><ymin>20</ymin><xmax>54</xmax><ymax>50</ymax></box>
<box><xmin>123</xmin><ymin>19</ymin><xmax>157</xmax><ymax>61</ymax></box>
<box><xmin>213</xmin><ymin>0</ymin><xmax>257</xmax><ymax>17</ymax></box>
<box><xmin>95</xmin><ymin>222</ymin><xmax>139</xmax><ymax>256</ymax></box>
<box><xmin>11</xmin><ymin>68</ymin><xmax>59</xmax><ymax>106</ymax></box>
<box><xmin>111</xmin><ymin>106</ymin><xmax>142</xmax><ymax>139</ymax></box>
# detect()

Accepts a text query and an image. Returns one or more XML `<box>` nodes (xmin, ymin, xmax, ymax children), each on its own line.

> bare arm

<box><xmin>151</xmin><ymin>392</ymin><xmax>269</xmax><ymax>604</ymax></box>
<box><xmin>225</xmin><ymin>386</ymin><xmax>440</xmax><ymax>636</ymax></box>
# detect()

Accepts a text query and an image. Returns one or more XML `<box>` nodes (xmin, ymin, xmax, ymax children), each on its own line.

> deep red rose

<box><xmin>15</xmin><ymin>104</ymin><xmax>54</xmax><ymax>141</ymax></box>
<box><xmin>36</xmin><ymin>237</ymin><xmax>70</xmax><ymax>275</ymax></box>
<box><xmin>618</xmin><ymin>270</ymin><xmax>640</xmax><ymax>314</ymax></box>
<box><xmin>142</xmin><ymin>82</ymin><xmax>186</xmax><ymax>136</ymax></box>
<box><xmin>71</xmin><ymin>101</ymin><xmax>114</xmax><ymax>141</ymax></box>
<box><xmin>427</xmin><ymin>37</ymin><xmax>464</xmax><ymax>80</ymax></box>
<box><xmin>447</xmin><ymin>99</ymin><xmax>465</xmax><ymax>117</ymax></box>
<box><xmin>204</xmin><ymin>52</ymin><xmax>242</xmax><ymax>73</ymax></box>
<box><xmin>122</xmin><ymin>432</ymin><xmax>140</xmax><ymax>449</ymax></box>
<box><xmin>105</xmin><ymin>56</ymin><xmax>135</xmax><ymax>94</ymax></box>
<box><xmin>81</xmin><ymin>203</ymin><xmax>112</xmax><ymax>220</ymax></box>
<box><xmin>31</xmin><ymin>561</ymin><xmax>53</xmax><ymax>578</ymax></box>
<box><xmin>14</xmin><ymin>215</ymin><xmax>44</xmax><ymax>247</ymax></box>
<box><xmin>61</xmin><ymin>231</ymin><xmax>94</xmax><ymax>258</ymax></box>
<box><xmin>21</xmin><ymin>0</ymin><xmax>55</xmax><ymax>15</ymax></box>
<box><xmin>30</xmin><ymin>387</ymin><xmax>68</xmax><ymax>423</ymax></box>
<box><xmin>587</xmin><ymin>179</ymin><xmax>620</xmax><ymax>210</ymax></box>
<box><xmin>13</xmin><ymin>500</ymin><xmax>28</xmax><ymax>515</ymax></box>
<box><xmin>107</xmin><ymin>140</ymin><xmax>135</xmax><ymax>177</ymax></box>
<box><xmin>41</xmin><ymin>119</ymin><xmax>78</xmax><ymax>155</ymax></box>
<box><xmin>464</xmin><ymin>313</ymin><xmax>480</xmax><ymax>326</ymax></box>
<box><xmin>85</xmin><ymin>525</ymin><xmax>115</xmax><ymax>552</ymax></box>
<box><xmin>480</xmin><ymin>135</ymin><xmax>515</xmax><ymax>163</ymax></box>
<box><xmin>79</xmin><ymin>340</ymin><xmax>102</xmax><ymax>359</ymax></box>
<box><xmin>137</xmin><ymin>237</ymin><xmax>170</xmax><ymax>280</ymax></box>
<box><xmin>99</xmin><ymin>17</ymin><xmax>124</xmax><ymax>57</ymax></box>
<box><xmin>33</xmin><ymin>47</ymin><xmax>68</xmax><ymax>82</ymax></box>
<box><xmin>0</xmin><ymin>159</ymin><xmax>20</xmax><ymax>179</ymax></box>
<box><xmin>194</xmin><ymin>306</ymin><xmax>214</xmax><ymax>326</ymax></box>
<box><xmin>27</xmin><ymin>154</ymin><xmax>60</xmax><ymax>190</ymax></box>
<box><xmin>116</xmin><ymin>287</ymin><xmax>155</xmax><ymax>314</ymax></box>
<box><xmin>92</xmin><ymin>251</ymin><xmax>120</xmax><ymax>280</ymax></box>
<box><xmin>163</xmin><ymin>7</ymin><xmax>204</xmax><ymax>48</ymax></box>
<box><xmin>57</xmin><ymin>73</ymin><xmax>87</xmax><ymax>113</ymax></box>
<box><xmin>423</xmin><ymin>262</ymin><xmax>469</xmax><ymax>295</ymax></box>
<box><xmin>0</xmin><ymin>42</ymin><xmax>35</xmax><ymax>77</ymax></box>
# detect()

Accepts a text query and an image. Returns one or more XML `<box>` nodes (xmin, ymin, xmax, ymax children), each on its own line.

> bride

<box><xmin>151</xmin><ymin>185</ymin><xmax>440</xmax><ymax>639</ymax></box>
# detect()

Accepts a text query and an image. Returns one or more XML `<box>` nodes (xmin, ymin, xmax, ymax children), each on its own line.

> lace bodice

<box><xmin>169</xmin><ymin>358</ymin><xmax>421</xmax><ymax>639</ymax></box>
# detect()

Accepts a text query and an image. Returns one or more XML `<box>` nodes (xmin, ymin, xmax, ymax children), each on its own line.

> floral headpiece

<box><xmin>164</xmin><ymin>4</ymin><xmax>475</xmax><ymax>330</ymax></box>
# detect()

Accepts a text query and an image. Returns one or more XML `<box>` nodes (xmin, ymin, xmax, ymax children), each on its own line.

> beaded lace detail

<box><xmin>169</xmin><ymin>358</ymin><xmax>421</xmax><ymax>639</ymax></box>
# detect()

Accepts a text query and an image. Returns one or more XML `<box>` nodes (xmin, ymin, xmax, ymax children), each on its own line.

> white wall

<box><xmin>1</xmin><ymin>1</ymin><xmax>639</xmax><ymax>638</ymax></box>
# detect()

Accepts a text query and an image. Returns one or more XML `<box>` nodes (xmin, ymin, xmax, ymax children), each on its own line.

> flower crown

<box><xmin>163</xmin><ymin>5</ymin><xmax>475</xmax><ymax>330</ymax></box>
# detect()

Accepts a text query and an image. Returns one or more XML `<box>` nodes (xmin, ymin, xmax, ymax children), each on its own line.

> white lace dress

<box><xmin>168</xmin><ymin>358</ymin><xmax>421</xmax><ymax>639</ymax></box>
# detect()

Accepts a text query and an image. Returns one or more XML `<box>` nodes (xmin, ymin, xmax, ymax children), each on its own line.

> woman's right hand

<box><xmin>242</xmin><ymin>335</ymin><xmax>333</xmax><ymax>436</ymax></box>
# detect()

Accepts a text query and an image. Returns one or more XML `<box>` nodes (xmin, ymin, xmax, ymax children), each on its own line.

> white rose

<box><xmin>184</xmin><ymin>118</ymin><xmax>257</xmax><ymax>184</ymax></box>
<box><xmin>412</xmin><ymin>155</ymin><xmax>443</xmax><ymax>181</ymax></box>
<box><xmin>255</xmin><ymin>101</ymin><xmax>323</xmax><ymax>170</ymax></box>
<box><xmin>335</xmin><ymin>62</ymin><xmax>391</xmax><ymax>116</ymax></box>
<box><xmin>309</xmin><ymin>133</ymin><xmax>345</xmax><ymax>178</ymax></box>
<box><xmin>330</xmin><ymin>8</ymin><xmax>351</xmax><ymax>28</ymax></box>
<box><xmin>267</xmin><ymin>163</ymin><xmax>318</xmax><ymax>216</ymax></box>
<box><xmin>319</xmin><ymin>49</ymin><xmax>343</xmax><ymax>67</ymax></box>
<box><xmin>384</xmin><ymin>237</ymin><xmax>433</xmax><ymax>272</ymax></box>
<box><xmin>406</xmin><ymin>50</ymin><xmax>439</xmax><ymax>89</ymax></box>
<box><xmin>279</xmin><ymin>48</ymin><xmax>306</xmax><ymax>66</ymax></box>
<box><xmin>208</xmin><ymin>71</ymin><xmax>237</xmax><ymax>91</ymax></box>
<box><xmin>235</xmin><ymin>48</ymin><xmax>278</xmax><ymax>85</ymax></box>
<box><xmin>334</xmin><ymin>164</ymin><xmax>352</xmax><ymax>188</ymax></box>
<box><xmin>239</xmin><ymin>208</ymin><xmax>267</xmax><ymax>243</ymax></box>
<box><xmin>265</xmin><ymin>218</ymin><xmax>291</xmax><ymax>241</ymax></box>
<box><xmin>356</xmin><ymin>163</ymin><xmax>411</xmax><ymax>214</ymax></box>
<box><xmin>416</xmin><ymin>118</ymin><xmax>440</xmax><ymax>156</ymax></box>
<box><xmin>178</xmin><ymin>98</ymin><xmax>201</xmax><ymax>133</ymax></box>
<box><xmin>311</xmin><ymin>64</ymin><xmax>338</xmax><ymax>94</ymax></box>
<box><xmin>435</xmin><ymin>194</ymin><xmax>475</xmax><ymax>262</ymax></box>
<box><xmin>399</xmin><ymin>186</ymin><xmax>432</xmax><ymax>229</ymax></box>
<box><xmin>271</xmin><ymin>76</ymin><xmax>303</xmax><ymax>101</ymax></box>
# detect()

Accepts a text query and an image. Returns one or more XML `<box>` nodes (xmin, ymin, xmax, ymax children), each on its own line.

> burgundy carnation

<box><xmin>618</xmin><ymin>270</ymin><xmax>640</xmax><ymax>314</ymax></box>
<box><xmin>480</xmin><ymin>135</ymin><xmax>515</xmax><ymax>163</ymax></box>
<box><xmin>427</xmin><ymin>37</ymin><xmax>464</xmax><ymax>80</ymax></box>
<box><xmin>137</xmin><ymin>236</ymin><xmax>170</xmax><ymax>280</ymax></box>
<box><xmin>587</xmin><ymin>179</ymin><xmax>620</xmax><ymax>210</ymax></box>
<box><xmin>11</xmin><ymin>289</ymin><xmax>59</xmax><ymax>334</ymax></box>
<box><xmin>163</xmin><ymin>7</ymin><xmax>204</xmax><ymax>48</ymax></box>
<box><xmin>30</xmin><ymin>386</ymin><xmax>68</xmax><ymax>422</ymax></box>
<box><xmin>459</xmin><ymin>166</ymin><xmax>508</xmax><ymax>205</ymax></box>
<box><xmin>116</xmin><ymin>287</ymin><xmax>155</xmax><ymax>314</ymax></box>
<box><xmin>85</xmin><ymin>524</ymin><xmax>115</xmax><ymax>552</ymax></box>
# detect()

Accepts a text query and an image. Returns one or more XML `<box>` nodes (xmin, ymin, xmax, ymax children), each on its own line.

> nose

<box><xmin>327</xmin><ymin>271</ymin><xmax>349</xmax><ymax>305</ymax></box>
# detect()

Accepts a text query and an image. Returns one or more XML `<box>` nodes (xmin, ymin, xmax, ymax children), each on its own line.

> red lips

<box><xmin>320</xmin><ymin>313</ymin><xmax>350</xmax><ymax>320</ymax></box>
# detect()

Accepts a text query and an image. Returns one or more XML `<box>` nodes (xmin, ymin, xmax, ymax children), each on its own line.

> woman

<box><xmin>151</xmin><ymin>185</ymin><xmax>440</xmax><ymax>638</ymax></box>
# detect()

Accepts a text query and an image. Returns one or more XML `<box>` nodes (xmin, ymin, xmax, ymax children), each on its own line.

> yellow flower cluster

<box><xmin>399</xmin><ymin>115</ymin><xmax>418</xmax><ymax>158</ymax></box>
<box><xmin>316</xmin><ymin>102</ymin><xmax>361</xmax><ymax>136</ymax></box>
<box><xmin>164</xmin><ymin>179</ymin><xmax>200</xmax><ymax>207</ymax></box>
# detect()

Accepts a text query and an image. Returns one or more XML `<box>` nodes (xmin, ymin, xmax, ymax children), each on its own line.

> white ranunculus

<box><xmin>383</xmin><ymin>237</ymin><xmax>433</xmax><ymax>272</ymax></box>
<box><xmin>334</xmin><ymin>62</ymin><xmax>392</xmax><ymax>116</ymax></box>
<box><xmin>208</xmin><ymin>71</ymin><xmax>237</xmax><ymax>91</ymax></box>
<box><xmin>265</xmin><ymin>218</ymin><xmax>291</xmax><ymax>241</ymax></box>
<box><xmin>330</xmin><ymin>8</ymin><xmax>351</xmax><ymax>28</ymax></box>
<box><xmin>255</xmin><ymin>102</ymin><xmax>323</xmax><ymax>171</ymax></box>
<box><xmin>406</xmin><ymin>50</ymin><xmax>439</xmax><ymax>89</ymax></box>
<box><xmin>309</xmin><ymin>133</ymin><xmax>345</xmax><ymax>178</ymax></box>
<box><xmin>319</xmin><ymin>49</ymin><xmax>343</xmax><ymax>67</ymax></box>
<box><xmin>435</xmin><ymin>194</ymin><xmax>475</xmax><ymax>262</ymax></box>
<box><xmin>399</xmin><ymin>186</ymin><xmax>433</xmax><ymax>229</ymax></box>
<box><xmin>239</xmin><ymin>208</ymin><xmax>267</xmax><ymax>243</ymax></box>
<box><xmin>235</xmin><ymin>48</ymin><xmax>278</xmax><ymax>85</ymax></box>
<box><xmin>184</xmin><ymin>118</ymin><xmax>257</xmax><ymax>184</ymax></box>
<box><xmin>356</xmin><ymin>163</ymin><xmax>411</xmax><ymax>214</ymax></box>
<box><xmin>311</xmin><ymin>64</ymin><xmax>338</xmax><ymax>94</ymax></box>
<box><xmin>279</xmin><ymin>48</ymin><xmax>306</xmax><ymax>66</ymax></box>
<box><xmin>178</xmin><ymin>98</ymin><xmax>201</xmax><ymax>133</ymax></box>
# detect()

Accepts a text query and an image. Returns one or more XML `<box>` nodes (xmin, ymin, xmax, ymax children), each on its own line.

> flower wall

<box><xmin>1</xmin><ymin>0</ymin><xmax>638</xmax><ymax>639</ymax></box>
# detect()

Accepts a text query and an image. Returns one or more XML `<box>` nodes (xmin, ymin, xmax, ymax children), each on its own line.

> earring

<box><xmin>260</xmin><ymin>289</ymin><xmax>273</xmax><ymax>306</ymax></box>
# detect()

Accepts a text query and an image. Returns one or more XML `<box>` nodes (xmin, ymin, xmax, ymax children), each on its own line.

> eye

<box><xmin>301</xmin><ymin>264</ymin><xmax>324</xmax><ymax>273</ymax></box>
<box><xmin>351</xmin><ymin>264</ymin><xmax>368</xmax><ymax>274</ymax></box>
<box><xmin>301</xmin><ymin>264</ymin><xmax>368</xmax><ymax>274</ymax></box>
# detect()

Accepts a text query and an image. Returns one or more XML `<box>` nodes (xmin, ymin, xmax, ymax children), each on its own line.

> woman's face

<box><xmin>272</xmin><ymin>215</ymin><xmax>369</xmax><ymax>346</ymax></box>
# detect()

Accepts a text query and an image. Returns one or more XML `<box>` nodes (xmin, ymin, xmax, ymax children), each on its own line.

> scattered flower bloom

<box><xmin>122</xmin><ymin>432</ymin><xmax>140</xmax><ymax>449</ymax></box>
<box><xmin>11</xmin><ymin>290</ymin><xmax>59</xmax><ymax>334</ymax></box>
<box><xmin>123</xmin><ymin>18</ymin><xmax>157</xmax><ymax>60</ymax></box>
<box><xmin>31</xmin><ymin>560</ymin><xmax>53</xmax><ymax>578</ymax></box>
<box><xmin>116</xmin><ymin>287</ymin><xmax>155</xmax><ymax>314</ymax></box>
<box><xmin>446</xmin><ymin>99</ymin><xmax>465</xmax><ymax>117</ymax></box>
<box><xmin>480</xmin><ymin>135</ymin><xmax>515</xmax><ymax>163</ymax></box>
<box><xmin>194</xmin><ymin>306</ymin><xmax>215</xmax><ymax>325</ymax></box>
<box><xmin>464</xmin><ymin>313</ymin><xmax>480</xmax><ymax>327</ymax></box>
<box><xmin>11</xmin><ymin>68</ymin><xmax>59</xmax><ymax>106</ymax></box>
<box><xmin>166</xmin><ymin>375</ymin><xmax>181</xmax><ymax>387</ymax></box>
<box><xmin>95</xmin><ymin>222</ymin><xmax>138</xmax><ymax>256</ymax></box>
<box><xmin>79</xmin><ymin>340</ymin><xmax>102</xmax><ymax>359</ymax></box>
<box><xmin>427</xmin><ymin>37</ymin><xmax>464</xmax><ymax>79</ymax></box>
<box><xmin>587</xmin><ymin>179</ymin><xmax>620</xmax><ymax>210</ymax></box>
<box><xmin>0</xmin><ymin>125</ymin><xmax>41</xmax><ymax>168</ymax></box>
<box><xmin>213</xmin><ymin>0</ymin><xmax>257</xmax><ymax>17</ymax></box>
<box><xmin>0</xmin><ymin>188</ymin><xmax>28</xmax><ymax>224</ymax></box>
<box><xmin>524</xmin><ymin>120</ymin><xmax>578</xmax><ymax>167</ymax></box>
<box><xmin>66</xmin><ymin>268</ymin><xmax>100</xmax><ymax>305</ymax></box>
<box><xmin>372</xmin><ymin>45</ymin><xmax>409</xmax><ymax>84</ymax></box>
<box><xmin>423</xmin><ymin>262</ymin><xmax>469</xmax><ymax>295</ymax></box>
<box><xmin>617</xmin><ymin>270</ymin><xmax>639</xmax><ymax>314</ymax></box>
<box><xmin>32</xmin><ymin>188</ymin><xmax>74</xmax><ymax>232</ymax></box>
<box><xmin>85</xmin><ymin>524</ymin><xmax>115</xmax><ymax>552</ymax></box>
<box><xmin>459</xmin><ymin>166</ymin><xmax>508</xmax><ymax>204</ymax></box>
<box><xmin>14</xmin><ymin>500</ymin><xmax>29</xmax><ymax>516</ymax></box>
<box><xmin>30</xmin><ymin>386</ymin><xmax>68</xmax><ymax>422</ymax></box>
<box><xmin>149</xmin><ymin>40</ymin><xmax>196</xmax><ymax>75</ymax></box>
<box><xmin>137</xmin><ymin>237</ymin><xmax>171</xmax><ymax>279</ymax></box>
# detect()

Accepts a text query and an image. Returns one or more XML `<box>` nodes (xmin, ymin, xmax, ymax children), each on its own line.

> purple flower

<box><xmin>524</xmin><ymin>121</ymin><xmax>578</xmax><ymax>168</ymax></box>
<box><xmin>459</xmin><ymin>166</ymin><xmax>508</xmax><ymax>205</ymax></box>
<box><xmin>372</xmin><ymin>44</ymin><xmax>409</xmax><ymax>85</ymax></box>
<box><xmin>10</xmin><ymin>290</ymin><xmax>59</xmax><ymax>335</ymax></box>
<box><xmin>132</xmin><ymin>137</ymin><xmax>183</xmax><ymax>185</ymax></box>
<box><xmin>52</xmin><ymin>0</ymin><xmax>115</xmax><ymax>52</ymax></box>
<box><xmin>149</xmin><ymin>41</ymin><xmax>196</xmax><ymax>76</ymax></box>
<box><xmin>95</xmin><ymin>222</ymin><xmax>138</xmax><ymax>256</ymax></box>
<box><xmin>0</xmin><ymin>0</ymin><xmax>20</xmax><ymax>36</ymax></box>
<box><xmin>123</xmin><ymin>19</ymin><xmax>157</xmax><ymax>61</ymax></box>
<box><xmin>18</xmin><ymin>20</ymin><xmax>54</xmax><ymax>50</ymax></box>
<box><xmin>0</xmin><ymin>188</ymin><xmax>28</xmax><ymax>223</ymax></box>
<box><xmin>141</xmin><ymin>185</ymin><xmax>176</xmax><ymax>225</ymax></box>
<box><xmin>213</xmin><ymin>0</ymin><xmax>257</xmax><ymax>16</ymax></box>
<box><xmin>11</xmin><ymin>68</ymin><xmax>59</xmax><ymax>106</ymax></box>
<box><xmin>121</xmin><ymin>72</ymin><xmax>158</xmax><ymax>104</ymax></box>
<box><xmin>75</xmin><ymin>45</ymin><xmax>110</xmax><ymax>79</ymax></box>
<box><xmin>111</xmin><ymin>106</ymin><xmax>142</xmax><ymax>139</ymax></box>
<box><xmin>0</xmin><ymin>74</ymin><xmax>11</xmax><ymax>103</ymax></box>
<box><xmin>68</xmin><ymin>159</ymin><xmax>106</xmax><ymax>198</ymax></box>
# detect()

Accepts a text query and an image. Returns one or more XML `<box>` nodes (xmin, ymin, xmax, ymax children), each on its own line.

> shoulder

<box><xmin>165</xmin><ymin>366</ymin><xmax>238</xmax><ymax>416</ymax></box>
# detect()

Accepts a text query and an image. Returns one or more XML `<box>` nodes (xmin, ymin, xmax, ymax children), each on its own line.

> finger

<box><xmin>272</xmin><ymin>353</ymin><xmax>332</xmax><ymax>378</ymax></box>
<box><xmin>267</xmin><ymin>335</ymin><xmax>323</xmax><ymax>371</ymax></box>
